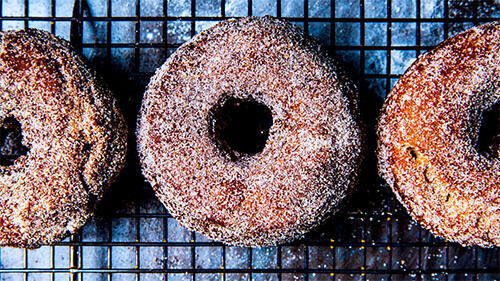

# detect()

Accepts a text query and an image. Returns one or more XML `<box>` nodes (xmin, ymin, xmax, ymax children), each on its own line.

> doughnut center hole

<box><xmin>82</xmin><ymin>143</ymin><xmax>92</xmax><ymax>153</ymax></box>
<box><xmin>211</xmin><ymin>97</ymin><xmax>273</xmax><ymax>156</ymax></box>
<box><xmin>406</xmin><ymin>146</ymin><xmax>418</xmax><ymax>160</ymax></box>
<box><xmin>1</xmin><ymin>117</ymin><xmax>28</xmax><ymax>166</ymax></box>
<box><xmin>476</xmin><ymin>102</ymin><xmax>500</xmax><ymax>158</ymax></box>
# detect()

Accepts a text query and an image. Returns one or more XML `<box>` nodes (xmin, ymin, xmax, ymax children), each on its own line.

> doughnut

<box><xmin>137</xmin><ymin>16</ymin><xmax>362</xmax><ymax>247</ymax></box>
<box><xmin>0</xmin><ymin>29</ymin><xmax>127</xmax><ymax>248</ymax></box>
<box><xmin>377</xmin><ymin>22</ymin><xmax>500</xmax><ymax>247</ymax></box>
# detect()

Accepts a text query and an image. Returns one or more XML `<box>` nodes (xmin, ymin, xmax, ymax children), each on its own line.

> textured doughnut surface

<box><xmin>378</xmin><ymin>22</ymin><xmax>500</xmax><ymax>247</ymax></box>
<box><xmin>137</xmin><ymin>16</ymin><xmax>362</xmax><ymax>247</ymax></box>
<box><xmin>0</xmin><ymin>29</ymin><xmax>127</xmax><ymax>248</ymax></box>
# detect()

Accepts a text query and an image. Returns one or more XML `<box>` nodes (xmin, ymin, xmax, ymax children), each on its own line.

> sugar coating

<box><xmin>137</xmin><ymin>16</ymin><xmax>363</xmax><ymax>247</ymax></box>
<box><xmin>378</xmin><ymin>22</ymin><xmax>500</xmax><ymax>248</ymax></box>
<box><xmin>0</xmin><ymin>29</ymin><xmax>128</xmax><ymax>249</ymax></box>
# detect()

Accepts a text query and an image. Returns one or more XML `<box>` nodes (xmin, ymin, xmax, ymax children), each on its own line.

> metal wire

<box><xmin>0</xmin><ymin>0</ymin><xmax>499</xmax><ymax>280</ymax></box>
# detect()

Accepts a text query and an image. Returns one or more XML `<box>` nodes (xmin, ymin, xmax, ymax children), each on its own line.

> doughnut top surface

<box><xmin>0</xmin><ymin>29</ymin><xmax>127</xmax><ymax>248</ymax></box>
<box><xmin>378</xmin><ymin>22</ymin><xmax>500</xmax><ymax>247</ymax></box>
<box><xmin>137</xmin><ymin>16</ymin><xmax>362</xmax><ymax>247</ymax></box>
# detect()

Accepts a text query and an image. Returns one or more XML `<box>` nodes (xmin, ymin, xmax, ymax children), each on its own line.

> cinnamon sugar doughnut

<box><xmin>377</xmin><ymin>22</ymin><xmax>500</xmax><ymax>247</ymax></box>
<box><xmin>0</xmin><ymin>29</ymin><xmax>127</xmax><ymax>248</ymax></box>
<box><xmin>137</xmin><ymin>16</ymin><xmax>362</xmax><ymax>247</ymax></box>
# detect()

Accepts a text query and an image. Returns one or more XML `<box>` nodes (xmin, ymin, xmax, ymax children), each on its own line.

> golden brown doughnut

<box><xmin>137</xmin><ymin>16</ymin><xmax>362</xmax><ymax>247</ymax></box>
<box><xmin>0</xmin><ymin>29</ymin><xmax>127</xmax><ymax>248</ymax></box>
<box><xmin>377</xmin><ymin>21</ymin><xmax>500</xmax><ymax>247</ymax></box>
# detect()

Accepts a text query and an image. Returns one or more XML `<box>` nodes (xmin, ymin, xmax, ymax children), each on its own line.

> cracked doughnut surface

<box><xmin>377</xmin><ymin>22</ymin><xmax>500</xmax><ymax>247</ymax></box>
<box><xmin>0</xmin><ymin>29</ymin><xmax>128</xmax><ymax>249</ymax></box>
<box><xmin>137</xmin><ymin>16</ymin><xmax>362</xmax><ymax>247</ymax></box>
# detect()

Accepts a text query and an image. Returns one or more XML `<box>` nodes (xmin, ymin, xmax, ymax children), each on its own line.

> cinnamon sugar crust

<box><xmin>378</xmin><ymin>22</ymin><xmax>500</xmax><ymax>247</ymax></box>
<box><xmin>137</xmin><ymin>16</ymin><xmax>362</xmax><ymax>247</ymax></box>
<box><xmin>0</xmin><ymin>29</ymin><xmax>128</xmax><ymax>248</ymax></box>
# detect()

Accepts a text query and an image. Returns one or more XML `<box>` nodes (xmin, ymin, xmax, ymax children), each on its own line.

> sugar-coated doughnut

<box><xmin>137</xmin><ymin>16</ymin><xmax>362</xmax><ymax>247</ymax></box>
<box><xmin>0</xmin><ymin>29</ymin><xmax>127</xmax><ymax>248</ymax></box>
<box><xmin>377</xmin><ymin>22</ymin><xmax>500</xmax><ymax>247</ymax></box>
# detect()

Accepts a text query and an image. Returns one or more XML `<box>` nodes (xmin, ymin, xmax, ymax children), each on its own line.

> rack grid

<box><xmin>0</xmin><ymin>0</ymin><xmax>499</xmax><ymax>280</ymax></box>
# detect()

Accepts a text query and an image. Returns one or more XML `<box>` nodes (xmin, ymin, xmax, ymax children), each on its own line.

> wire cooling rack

<box><xmin>0</xmin><ymin>0</ymin><xmax>499</xmax><ymax>280</ymax></box>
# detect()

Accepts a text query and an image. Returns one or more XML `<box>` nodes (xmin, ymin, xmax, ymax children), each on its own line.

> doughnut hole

<box><xmin>476</xmin><ymin>101</ymin><xmax>500</xmax><ymax>159</ymax></box>
<box><xmin>209</xmin><ymin>97</ymin><xmax>273</xmax><ymax>159</ymax></box>
<box><xmin>82</xmin><ymin>143</ymin><xmax>92</xmax><ymax>153</ymax></box>
<box><xmin>0</xmin><ymin>116</ymin><xmax>29</xmax><ymax>166</ymax></box>
<box><xmin>406</xmin><ymin>146</ymin><xmax>418</xmax><ymax>160</ymax></box>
